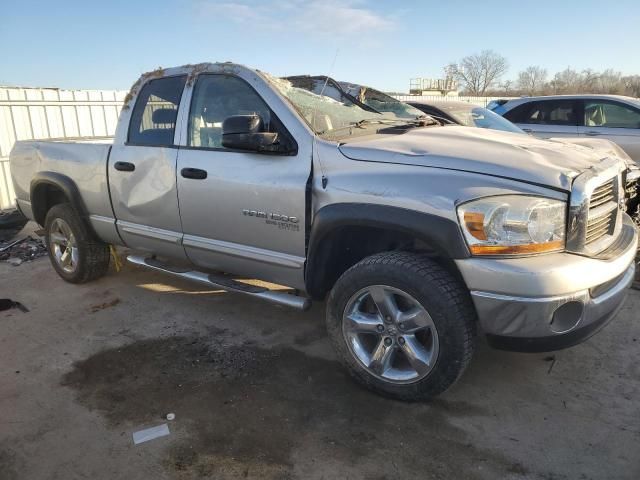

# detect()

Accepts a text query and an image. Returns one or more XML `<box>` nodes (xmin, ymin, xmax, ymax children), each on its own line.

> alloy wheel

<box><xmin>49</xmin><ymin>218</ymin><xmax>79</xmax><ymax>274</ymax></box>
<box><xmin>342</xmin><ymin>285</ymin><xmax>440</xmax><ymax>384</ymax></box>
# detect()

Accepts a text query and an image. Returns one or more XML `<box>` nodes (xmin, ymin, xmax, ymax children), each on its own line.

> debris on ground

<box><xmin>0</xmin><ymin>299</ymin><xmax>29</xmax><ymax>313</ymax></box>
<box><xmin>89</xmin><ymin>298</ymin><xmax>121</xmax><ymax>313</ymax></box>
<box><xmin>0</xmin><ymin>237</ymin><xmax>28</xmax><ymax>252</ymax></box>
<box><xmin>0</xmin><ymin>236</ymin><xmax>47</xmax><ymax>264</ymax></box>
<box><xmin>166</xmin><ymin>413</ymin><xmax>176</xmax><ymax>421</ymax></box>
<box><xmin>132</xmin><ymin>424</ymin><xmax>170</xmax><ymax>445</ymax></box>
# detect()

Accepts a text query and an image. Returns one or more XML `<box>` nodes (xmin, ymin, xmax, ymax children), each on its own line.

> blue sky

<box><xmin>1</xmin><ymin>0</ymin><xmax>639</xmax><ymax>92</ymax></box>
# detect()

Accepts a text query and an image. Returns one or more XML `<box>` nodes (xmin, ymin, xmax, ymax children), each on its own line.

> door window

<box><xmin>584</xmin><ymin>101</ymin><xmax>640</xmax><ymax>129</ymax></box>
<box><xmin>128</xmin><ymin>76</ymin><xmax>186</xmax><ymax>146</ymax></box>
<box><xmin>505</xmin><ymin>100</ymin><xmax>577</xmax><ymax>126</ymax></box>
<box><xmin>188</xmin><ymin>74</ymin><xmax>285</xmax><ymax>149</ymax></box>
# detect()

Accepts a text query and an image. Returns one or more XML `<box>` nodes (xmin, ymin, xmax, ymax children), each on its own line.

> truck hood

<box><xmin>338</xmin><ymin>126</ymin><xmax>612</xmax><ymax>191</ymax></box>
<box><xmin>548</xmin><ymin>137</ymin><xmax>635</xmax><ymax>169</ymax></box>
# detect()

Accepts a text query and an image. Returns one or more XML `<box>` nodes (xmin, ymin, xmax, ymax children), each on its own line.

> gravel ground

<box><xmin>1</xmin><ymin>234</ymin><xmax>639</xmax><ymax>479</ymax></box>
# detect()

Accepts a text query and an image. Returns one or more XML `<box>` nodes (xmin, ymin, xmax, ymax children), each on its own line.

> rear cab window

<box><xmin>128</xmin><ymin>76</ymin><xmax>187</xmax><ymax>146</ymax></box>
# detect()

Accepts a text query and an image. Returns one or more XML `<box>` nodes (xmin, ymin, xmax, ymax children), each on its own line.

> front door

<box><xmin>176</xmin><ymin>73</ymin><xmax>311</xmax><ymax>288</ymax></box>
<box><xmin>109</xmin><ymin>75</ymin><xmax>188</xmax><ymax>259</ymax></box>
<box><xmin>578</xmin><ymin>99</ymin><xmax>640</xmax><ymax>164</ymax></box>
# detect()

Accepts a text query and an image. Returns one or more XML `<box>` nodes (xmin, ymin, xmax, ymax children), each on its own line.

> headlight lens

<box><xmin>457</xmin><ymin>195</ymin><xmax>566</xmax><ymax>255</ymax></box>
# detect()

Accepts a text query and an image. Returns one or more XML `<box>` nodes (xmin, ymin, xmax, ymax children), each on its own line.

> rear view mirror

<box><xmin>221</xmin><ymin>114</ymin><xmax>279</xmax><ymax>152</ymax></box>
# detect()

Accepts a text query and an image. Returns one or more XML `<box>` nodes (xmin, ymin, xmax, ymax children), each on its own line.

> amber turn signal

<box><xmin>469</xmin><ymin>240</ymin><xmax>564</xmax><ymax>256</ymax></box>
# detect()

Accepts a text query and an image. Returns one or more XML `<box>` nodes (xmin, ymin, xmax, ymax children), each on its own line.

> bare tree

<box><xmin>439</xmin><ymin>57</ymin><xmax>639</xmax><ymax>97</ymax></box>
<box><xmin>596</xmin><ymin>69</ymin><xmax>624</xmax><ymax>94</ymax></box>
<box><xmin>623</xmin><ymin>75</ymin><xmax>640</xmax><ymax>97</ymax></box>
<box><xmin>449</xmin><ymin>50</ymin><xmax>509</xmax><ymax>95</ymax></box>
<box><xmin>582</xmin><ymin>69</ymin><xmax>603</xmax><ymax>92</ymax></box>
<box><xmin>548</xmin><ymin>68</ymin><xmax>597</xmax><ymax>94</ymax></box>
<box><xmin>516</xmin><ymin>66</ymin><xmax>547</xmax><ymax>95</ymax></box>
<box><xmin>546</xmin><ymin>68</ymin><xmax>629</xmax><ymax>95</ymax></box>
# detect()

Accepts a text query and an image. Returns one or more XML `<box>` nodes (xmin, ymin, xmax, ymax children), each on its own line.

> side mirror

<box><xmin>221</xmin><ymin>114</ymin><xmax>279</xmax><ymax>152</ymax></box>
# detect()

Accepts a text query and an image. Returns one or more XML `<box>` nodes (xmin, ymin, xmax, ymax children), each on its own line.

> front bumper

<box><xmin>456</xmin><ymin>215</ymin><xmax>638</xmax><ymax>353</ymax></box>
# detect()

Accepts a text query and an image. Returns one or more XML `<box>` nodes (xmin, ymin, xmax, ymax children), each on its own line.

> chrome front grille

<box><xmin>566</xmin><ymin>158</ymin><xmax>625</xmax><ymax>256</ymax></box>
<box><xmin>585</xmin><ymin>178</ymin><xmax>617</xmax><ymax>246</ymax></box>
<box><xmin>590</xmin><ymin>179</ymin><xmax>615</xmax><ymax>209</ymax></box>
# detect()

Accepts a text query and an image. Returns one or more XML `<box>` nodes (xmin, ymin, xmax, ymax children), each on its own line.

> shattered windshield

<box><xmin>265</xmin><ymin>74</ymin><xmax>424</xmax><ymax>140</ymax></box>
<box><xmin>284</xmin><ymin>76</ymin><xmax>360</xmax><ymax>109</ymax></box>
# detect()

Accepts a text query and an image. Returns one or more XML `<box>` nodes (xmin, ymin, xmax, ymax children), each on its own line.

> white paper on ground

<box><xmin>132</xmin><ymin>424</ymin><xmax>170</xmax><ymax>445</ymax></box>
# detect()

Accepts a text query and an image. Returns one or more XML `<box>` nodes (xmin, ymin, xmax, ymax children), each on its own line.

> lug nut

<box><xmin>376</xmin><ymin>325</ymin><xmax>385</xmax><ymax>333</ymax></box>
<box><xmin>398</xmin><ymin>337</ymin><xmax>406</xmax><ymax>345</ymax></box>
<box><xmin>384</xmin><ymin>337</ymin><xmax>392</xmax><ymax>346</ymax></box>
<box><xmin>385</xmin><ymin>316</ymin><xmax>392</xmax><ymax>323</ymax></box>
<box><xmin>399</xmin><ymin>323</ymin><xmax>405</xmax><ymax>330</ymax></box>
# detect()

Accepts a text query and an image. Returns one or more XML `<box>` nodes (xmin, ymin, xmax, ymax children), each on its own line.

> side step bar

<box><xmin>127</xmin><ymin>255</ymin><xmax>311</xmax><ymax>311</ymax></box>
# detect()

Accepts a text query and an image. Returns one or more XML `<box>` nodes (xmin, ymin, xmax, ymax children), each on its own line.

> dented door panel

<box><xmin>108</xmin><ymin>144</ymin><xmax>186</xmax><ymax>259</ymax></box>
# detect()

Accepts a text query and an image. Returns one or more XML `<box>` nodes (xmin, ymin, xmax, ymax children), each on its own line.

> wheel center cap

<box><xmin>387</xmin><ymin>325</ymin><xmax>398</xmax><ymax>336</ymax></box>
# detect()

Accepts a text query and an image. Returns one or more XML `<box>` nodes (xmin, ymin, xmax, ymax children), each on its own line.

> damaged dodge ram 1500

<box><xmin>9</xmin><ymin>63</ymin><xmax>638</xmax><ymax>400</ymax></box>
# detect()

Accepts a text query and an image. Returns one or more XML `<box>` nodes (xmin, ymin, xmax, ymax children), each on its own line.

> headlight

<box><xmin>457</xmin><ymin>195</ymin><xmax>566</xmax><ymax>255</ymax></box>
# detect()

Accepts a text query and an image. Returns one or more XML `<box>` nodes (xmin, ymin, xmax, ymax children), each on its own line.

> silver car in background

<box><xmin>492</xmin><ymin>95</ymin><xmax>640</xmax><ymax>164</ymax></box>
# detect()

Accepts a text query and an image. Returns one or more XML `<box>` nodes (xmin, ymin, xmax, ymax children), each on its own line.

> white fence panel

<box><xmin>393</xmin><ymin>95</ymin><xmax>517</xmax><ymax>107</ymax></box>
<box><xmin>0</xmin><ymin>86</ymin><xmax>127</xmax><ymax>210</ymax></box>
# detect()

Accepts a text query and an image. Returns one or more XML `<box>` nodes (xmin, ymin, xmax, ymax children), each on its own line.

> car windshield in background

<box><xmin>339</xmin><ymin>82</ymin><xmax>426</xmax><ymax>120</ymax></box>
<box><xmin>443</xmin><ymin>105</ymin><xmax>524</xmax><ymax>133</ymax></box>
<box><xmin>267</xmin><ymin>74</ymin><xmax>424</xmax><ymax>140</ymax></box>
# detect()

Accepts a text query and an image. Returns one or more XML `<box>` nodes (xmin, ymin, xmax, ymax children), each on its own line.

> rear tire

<box><xmin>44</xmin><ymin>203</ymin><xmax>110</xmax><ymax>283</ymax></box>
<box><xmin>326</xmin><ymin>251</ymin><xmax>477</xmax><ymax>401</ymax></box>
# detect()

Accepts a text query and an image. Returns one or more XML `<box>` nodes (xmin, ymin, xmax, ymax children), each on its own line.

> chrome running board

<box><xmin>127</xmin><ymin>255</ymin><xmax>311</xmax><ymax>311</ymax></box>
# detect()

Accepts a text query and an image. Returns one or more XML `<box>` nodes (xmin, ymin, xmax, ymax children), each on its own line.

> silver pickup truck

<box><xmin>9</xmin><ymin>63</ymin><xmax>638</xmax><ymax>400</ymax></box>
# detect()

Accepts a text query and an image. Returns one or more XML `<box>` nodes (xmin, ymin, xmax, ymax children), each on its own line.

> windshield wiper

<box><xmin>320</xmin><ymin>117</ymin><xmax>436</xmax><ymax>136</ymax></box>
<box><xmin>318</xmin><ymin>118</ymin><xmax>398</xmax><ymax>135</ymax></box>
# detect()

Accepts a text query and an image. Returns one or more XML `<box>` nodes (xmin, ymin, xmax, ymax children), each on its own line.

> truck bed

<box><xmin>10</xmin><ymin>138</ymin><xmax>115</xmax><ymax>224</ymax></box>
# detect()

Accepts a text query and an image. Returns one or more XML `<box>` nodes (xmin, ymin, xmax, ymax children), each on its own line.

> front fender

<box><xmin>304</xmin><ymin>203</ymin><xmax>470</xmax><ymax>298</ymax></box>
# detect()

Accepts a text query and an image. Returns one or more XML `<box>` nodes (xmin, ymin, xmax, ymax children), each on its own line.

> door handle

<box><xmin>114</xmin><ymin>161</ymin><xmax>135</xmax><ymax>172</ymax></box>
<box><xmin>181</xmin><ymin>168</ymin><xmax>208</xmax><ymax>180</ymax></box>
<box><xmin>585</xmin><ymin>130</ymin><xmax>601</xmax><ymax>136</ymax></box>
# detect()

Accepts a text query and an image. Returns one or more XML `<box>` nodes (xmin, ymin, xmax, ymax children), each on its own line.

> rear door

<box><xmin>578</xmin><ymin>99</ymin><xmax>640</xmax><ymax>163</ymax></box>
<box><xmin>108</xmin><ymin>75</ymin><xmax>188</xmax><ymax>259</ymax></box>
<box><xmin>504</xmin><ymin>99</ymin><xmax>580</xmax><ymax>138</ymax></box>
<box><xmin>175</xmin><ymin>73</ymin><xmax>311</xmax><ymax>288</ymax></box>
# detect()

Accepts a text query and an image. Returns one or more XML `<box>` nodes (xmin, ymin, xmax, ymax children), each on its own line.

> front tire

<box><xmin>44</xmin><ymin>203</ymin><xmax>110</xmax><ymax>283</ymax></box>
<box><xmin>326</xmin><ymin>252</ymin><xmax>477</xmax><ymax>401</ymax></box>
